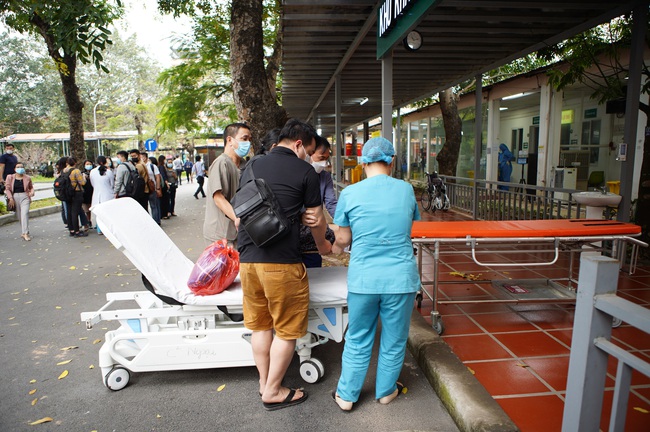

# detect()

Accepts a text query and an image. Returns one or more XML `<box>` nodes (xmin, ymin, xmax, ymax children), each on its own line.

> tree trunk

<box><xmin>230</xmin><ymin>0</ymin><xmax>286</xmax><ymax>150</ymax></box>
<box><xmin>437</xmin><ymin>89</ymin><xmax>462</xmax><ymax>176</ymax></box>
<box><xmin>31</xmin><ymin>13</ymin><xmax>85</xmax><ymax>165</ymax></box>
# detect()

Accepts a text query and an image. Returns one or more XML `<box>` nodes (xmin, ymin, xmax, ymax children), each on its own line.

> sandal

<box><xmin>378</xmin><ymin>382</ymin><xmax>405</xmax><ymax>405</ymax></box>
<box><xmin>331</xmin><ymin>391</ymin><xmax>353</xmax><ymax>411</ymax></box>
<box><xmin>262</xmin><ymin>388</ymin><xmax>308</xmax><ymax>411</ymax></box>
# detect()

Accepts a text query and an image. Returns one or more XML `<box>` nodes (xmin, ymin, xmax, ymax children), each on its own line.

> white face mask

<box><xmin>311</xmin><ymin>160</ymin><xmax>328</xmax><ymax>174</ymax></box>
<box><xmin>6</xmin><ymin>149</ymin><xmax>13</xmax><ymax>154</ymax></box>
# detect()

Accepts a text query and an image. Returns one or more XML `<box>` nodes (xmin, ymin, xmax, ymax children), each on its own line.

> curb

<box><xmin>0</xmin><ymin>204</ymin><xmax>61</xmax><ymax>226</ymax></box>
<box><xmin>408</xmin><ymin>311</ymin><xmax>519</xmax><ymax>432</ymax></box>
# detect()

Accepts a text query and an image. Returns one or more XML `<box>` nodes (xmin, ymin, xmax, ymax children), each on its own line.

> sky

<box><xmin>117</xmin><ymin>0</ymin><xmax>193</xmax><ymax>68</ymax></box>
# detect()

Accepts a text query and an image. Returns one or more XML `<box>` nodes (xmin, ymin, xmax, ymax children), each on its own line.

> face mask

<box><xmin>234</xmin><ymin>140</ymin><xmax>251</xmax><ymax>158</ymax></box>
<box><xmin>131</xmin><ymin>157</ymin><xmax>139</xmax><ymax>164</ymax></box>
<box><xmin>85</xmin><ymin>165</ymin><xmax>93</xmax><ymax>171</ymax></box>
<box><xmin>15</xmin><ymin>167</ymin><xmax>25</xmax><ymax>174</ymax></box>
<box><xmin>167</xmin><ymin>163</ymin><xmax>173</xmax><ymax>168</ymax></box>
<box><xmin>6</xmin><ymin>150</ymin><xmax>13</xmax><ymax>154</ymax></box>
<box><xmin>311</xmin><ymin>160</ymin><xmax>328</xmax><ymax>174</ymax></box>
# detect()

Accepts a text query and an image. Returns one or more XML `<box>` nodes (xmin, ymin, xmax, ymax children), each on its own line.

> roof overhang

<box><xmin>281</xmin><ymin>0</ymin><xmax>647</xmax><ymax>136</ymax></box>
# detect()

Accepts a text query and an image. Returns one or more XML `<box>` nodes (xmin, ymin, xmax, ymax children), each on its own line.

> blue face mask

<box><xmin>234</xmin><ymin>141</ymin><xmax>251</xmax><ymax>158</ymax></box>
<box><xmin>16</xmin><ymin>167</ymin><xmax>25</xmax><ymax>175</ymax></box>
<box><xmin>85</xmin><ymin>165</ymin><xmax>93</xmax><ymax>171</ymax></box>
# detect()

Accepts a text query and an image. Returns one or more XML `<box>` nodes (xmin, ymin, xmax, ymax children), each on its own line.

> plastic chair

<box><xmin>587</xmin><ymin>171</ymin><xmax>605</xmax><ymax>188</ymax></box>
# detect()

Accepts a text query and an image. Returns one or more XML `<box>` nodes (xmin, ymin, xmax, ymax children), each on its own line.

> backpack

<box><xmin>232</xmin><ymin>161</ymin><xmax>294</xmax><ymax>248</ymax></box>
<box><xmin>121</xmin><ymin>163</ymin><xmax>146</xmax><ymax>199</ymax></box>
<box><xmin>53</xmin><ymin>170</ymin><xmax>75</xmax><ymax>201</ymax></box>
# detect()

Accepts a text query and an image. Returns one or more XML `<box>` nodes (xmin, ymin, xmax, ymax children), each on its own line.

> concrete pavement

<box><xmin>0</xmin><ymin>182</ymin><xmax>467</xmax><ymax>432</ymax></box>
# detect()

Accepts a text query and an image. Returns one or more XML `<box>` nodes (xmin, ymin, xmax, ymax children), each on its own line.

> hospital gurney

<box><xmin>81</xmin><ymin>198</ymin><xmax>348</xmax><ymax>391</ymax></box>
<box><xmin>411</xmin><ymin>219</ymin><xmax>646</xmax><ymax>334</ymax></box>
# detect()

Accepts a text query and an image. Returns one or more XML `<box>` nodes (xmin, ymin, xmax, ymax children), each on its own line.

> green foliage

<box><xmin>155</xmin><ymin>0</ymin><xmax>282</xmax><ymax>135</ymax></box>
<box><xmin>537</xmin><ymin>16</ymin><xmax>649</xmax><ymax>103</ymax></box>
<box><xmin>0</xmin><ymin>0</ymin><xmax>123</xmax><ymax>72</ymax></box>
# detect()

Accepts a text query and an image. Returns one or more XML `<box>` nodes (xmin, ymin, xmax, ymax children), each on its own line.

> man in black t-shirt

<box><xmin>0</xmin><ymin>143</ymin><xmax>18</xmax><ymax>183</ymax></box>
<box><xmin>238</xmin><ymin>119</ymin><xmax>331</xmax><ymax>411</ymax></box>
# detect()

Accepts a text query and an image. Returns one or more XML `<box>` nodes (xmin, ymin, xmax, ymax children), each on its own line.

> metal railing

<box><xmin>562</xmin><ymin>255</ymin><xmax>650</xmax><ymax>432</ymax></box>
<box><xmin>436</xmin><ymin>175</ymin><xmax>587</xmax><ymax>220</ymax></box>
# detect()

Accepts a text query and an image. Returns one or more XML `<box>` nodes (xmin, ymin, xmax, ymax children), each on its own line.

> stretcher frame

<box><xmin>81</xmin><ymin>198</ymin><xmax>349</xmax><ymax>390</ymax></box>
<box><xmin>410</xmin><ymin>220</ymin><xmax>647</xmax><ymax>334</ymax></box>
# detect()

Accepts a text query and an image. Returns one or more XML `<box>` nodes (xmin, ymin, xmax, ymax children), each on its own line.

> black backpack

<box><xmin>121</xmin><ymin>163</ymin><xmax>146</xmax><ymax>199</ymax></box>
<box><xmin>53</xmin><ymin>170</ymin><xmax>75</xmax><ymax>201</ymax></box>
<box><xmin>232</xmin><ymin>161</ymin><xmax>294</xmax><ymax>248</ymax></box>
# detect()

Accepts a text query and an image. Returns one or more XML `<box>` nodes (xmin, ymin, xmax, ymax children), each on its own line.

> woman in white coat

<box><xmin>89</xmin><ymin>155</ymin><xmax>115</xmax><ymax>235</ymax></box>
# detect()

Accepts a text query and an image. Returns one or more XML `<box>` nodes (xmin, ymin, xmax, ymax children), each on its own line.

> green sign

<box><xmin>532</xmin><ymin>116</ymin><xmax>540</xmax><ymax>125</ymax></box>
<box><xmin>584</xmin><ymin>108</ymin><xmax>597</xmax><ymax>119</ymax></box>
<box><xmin>376</xmin><ymin>0</ymin><xmax>439</xmax><ymax>59</ymax></box>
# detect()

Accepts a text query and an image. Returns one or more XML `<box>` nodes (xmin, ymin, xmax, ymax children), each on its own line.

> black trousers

<box><xmin>194</xmin><ymin>175</ymin><xmax>206</xmax><ymax>197</ymax></box>
<box><xmin>66</xmin><ymin>191</ymin><xmax>83</xmax><ymax>233</ymax></box>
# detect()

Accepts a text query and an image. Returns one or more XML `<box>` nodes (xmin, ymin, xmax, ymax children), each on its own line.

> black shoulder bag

<box><xmin>232</xmin><ymin>160</ymin><xmax>294</xmax><ymax>248</ymax></box>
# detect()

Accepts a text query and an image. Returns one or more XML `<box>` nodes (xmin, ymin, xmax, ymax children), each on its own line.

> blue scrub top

<box><xmin>334</xmin><ymin>174</ymin><xmax>421</xmax><ymax>294</ymax></box>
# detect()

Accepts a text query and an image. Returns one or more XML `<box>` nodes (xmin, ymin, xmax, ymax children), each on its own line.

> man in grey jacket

<box><xmin>113</xmin><ymin>150</ymin><xmax>135</xmax><ymax>198</ymax></box>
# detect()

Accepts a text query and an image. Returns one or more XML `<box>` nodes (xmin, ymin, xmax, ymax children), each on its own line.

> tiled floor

<box><xmin>415</xmin><ymin>208</ymin><xmax>650</xmax><ymax>432</ymax></box>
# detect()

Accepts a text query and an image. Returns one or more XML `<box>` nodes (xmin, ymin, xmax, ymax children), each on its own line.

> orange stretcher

<box><xmin>410</xmin><ymin>219</ymin><xmax>646</xmax><ymax>334</ymax></box>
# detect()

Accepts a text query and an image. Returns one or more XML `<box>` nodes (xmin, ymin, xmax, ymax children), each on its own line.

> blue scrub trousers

<box><xmin>336</xmin><ymin>291</ymin><xmax>416</xmax><ymax>402</ymax></box>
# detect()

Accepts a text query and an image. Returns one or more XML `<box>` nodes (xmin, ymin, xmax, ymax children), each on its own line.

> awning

<box><xmin>281</xmin><ymin>0</ymin><xmax>647</xmax><ymax>136</ymax></box>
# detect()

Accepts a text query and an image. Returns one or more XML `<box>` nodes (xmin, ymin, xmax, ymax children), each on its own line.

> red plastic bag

<box><xmin>187</xmin><ymin>239</ymin><xmax>240</xmax><ymax>296</ymax></box>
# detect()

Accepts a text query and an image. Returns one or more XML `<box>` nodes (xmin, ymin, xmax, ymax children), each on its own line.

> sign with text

<box><xmin>376</xmin><ymin>0</ymin><xmax>439</xmax><ymax>59</ymax></box>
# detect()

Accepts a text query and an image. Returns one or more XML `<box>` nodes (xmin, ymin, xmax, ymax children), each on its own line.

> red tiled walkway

<box><xmin>415</xmin><ymin>207</ymin><xmax>650</xmax><ymax>432</ymax></box>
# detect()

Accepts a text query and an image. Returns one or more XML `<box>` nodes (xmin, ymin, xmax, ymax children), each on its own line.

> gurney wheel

<box><xmin>300</xmin><ymin>358</ymin><xmax>324</xmax><ymax>384</ymax></box>
<box><xmin>432</xmin><ymin>320</ymin><xmax>444</xmax><ymax>335</ymax></box>
<box><xmin>104</xmin><ymin>366</ymin><xmax>130</xmax><ymax>391</ymax></box>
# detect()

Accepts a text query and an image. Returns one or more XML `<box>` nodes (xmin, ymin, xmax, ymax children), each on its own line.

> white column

<box><xmin>381</xmin><ymin>50</ymin><xmax>393</xmax><ymax>142</ymax></box>
<box><xmin>537</xmin><ymin>84</ymin><xmax>563</xmax><ymax>187</ymax></box>
<box><xmin>486</xmin><ymin>99</ymin><xmax>501</xmax><ymax>184</ymax></box>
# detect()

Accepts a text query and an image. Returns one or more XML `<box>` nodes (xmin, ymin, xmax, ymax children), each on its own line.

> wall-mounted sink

<box><xmin>573</xmin><ymin>191</ymin><xmax>622</xmax><ymax>207</ymax></box>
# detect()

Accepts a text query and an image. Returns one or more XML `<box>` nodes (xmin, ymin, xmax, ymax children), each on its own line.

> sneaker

<box><xmin>74</xmin><ymin>231</ymin><xmax>88</xmax><ymax>238</ymax></box>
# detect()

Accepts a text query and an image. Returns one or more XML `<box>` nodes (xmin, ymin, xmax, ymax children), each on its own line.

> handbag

<box><xmin>232</xmin><ymin>160</ymin><xmax>295</xmax><ymax>248</ymax></box>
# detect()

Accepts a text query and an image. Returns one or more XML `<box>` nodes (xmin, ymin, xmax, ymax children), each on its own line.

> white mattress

<box><xmin>92</xmin><ymin>198</ymin><xmax>348</xmax><ymax>306</ymax></box>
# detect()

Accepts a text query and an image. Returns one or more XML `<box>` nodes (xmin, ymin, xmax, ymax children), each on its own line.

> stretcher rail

<box><xmin>410</xmin><ymin>220</ymin><xmax>646</xmax><ymax>334</ymax></box>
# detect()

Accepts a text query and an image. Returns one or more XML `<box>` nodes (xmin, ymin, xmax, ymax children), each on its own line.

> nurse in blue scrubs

<box><xmin>330</xmin><ymin>137</ymin><xmax>421</xmax><ymax>411</ymax></box>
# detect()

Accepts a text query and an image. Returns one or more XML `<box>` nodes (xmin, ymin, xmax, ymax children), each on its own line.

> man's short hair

<box><xmin>117</xmin><ymin>150</ymin><xmax>128</xmax><ymax>159</ymax></box>
<box><xmin>129</xmin><ymin>149</ymin><xmax>140</xmax><ymax>155</ymax></box>
<box><xmin>142</xmin><ymin>152</ymin><xmax>149</xmax><ymax>158</ymax></box>
<box><xmin>4</xmin><ymin>143</ymin><xmax>14</xmax><ymax>149</ymax></box>
<box><xmin>315</xmin><ymin>136</ymin><xmax>331</xmax><ymax>153</ymax></box>
<box><xmin>195</xmin><ymin>155</ymin><xmax>201</xmax><ymax>162</ymax></box>
<box><xmin>278</xmin><ymin>119</ymin><xmax>317</xmax><ymax>146</ymax></box>
<box><xmin>224</xmin><ymin>122</ymin><xmax>250</xmax><ymax>140</ymax></box>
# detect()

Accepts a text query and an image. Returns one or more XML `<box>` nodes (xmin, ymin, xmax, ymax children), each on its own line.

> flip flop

<box><xmin>378</xmin><ymin>382</ymin><xmax>405</xmax><ymax>405</ymax></box>
<box><xmin>331</xmin><ymin>390</ymin><xmax>353</xmax><ymax>412</ymax></box>
<box><xmin>262</xmin><ymin>389</ymin><xmax>308</xmax><ymax>411</ymax></box>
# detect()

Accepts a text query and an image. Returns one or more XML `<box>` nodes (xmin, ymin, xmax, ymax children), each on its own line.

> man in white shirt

<box><xmin>192</xmin><ymin>155</ymin><xmax>206</xmax><ymax>199</ymax></box>
<box><xmin>172</xmin><ymin>156</ymin><xmax>183</xmax><ymax>185</ymax></box>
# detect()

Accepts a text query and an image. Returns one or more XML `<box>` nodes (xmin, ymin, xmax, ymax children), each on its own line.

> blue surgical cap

<box><xmin>361</xmin><ymin>137</ymin><xmax>395</xmax><ymax>164</ymax></box>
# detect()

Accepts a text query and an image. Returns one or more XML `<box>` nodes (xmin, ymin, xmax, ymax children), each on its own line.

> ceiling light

<box><xmin>502</xmin><ymin>92</ymin><xmax>531</xmax><ymax>101</ymax></box>
<box><xmin>360</xmin><ymin>97</ymin><xmax>369</xmax><ymax>105</ymax></box>
<box><xmin>499</xmin><ymin>107</ymin><xmax>508</xmax><ymax>111</ymax></box>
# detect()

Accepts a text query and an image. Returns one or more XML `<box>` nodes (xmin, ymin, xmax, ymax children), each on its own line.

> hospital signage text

<box><xmin>376</xmin><ymin>0</ymin><xmax>438</xmax><ymax>59</ymax></box>
<box><xmin>378</xmin><ymin>0</ymin><xmax>417</xmax><ymax>38</ymax></box>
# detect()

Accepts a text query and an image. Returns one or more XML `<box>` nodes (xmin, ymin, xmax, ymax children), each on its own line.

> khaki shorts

<box><xmin>240</xmin><ymin>262</ymin><xmax>309</xmax><ymax>340</ymax></box>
